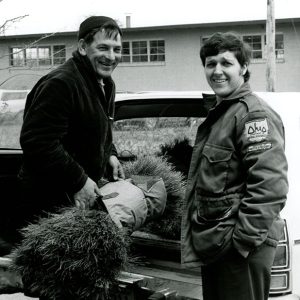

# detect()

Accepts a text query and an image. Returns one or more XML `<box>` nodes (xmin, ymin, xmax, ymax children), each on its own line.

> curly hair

<box><xmin>200</xmin><ymin>32</ymin><xmax>252</xmax><ymax>82</ymax></box>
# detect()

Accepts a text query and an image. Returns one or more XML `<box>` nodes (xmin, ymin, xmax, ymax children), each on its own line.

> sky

<box><xmin>0</xmin><ymin>0</ymin><xmax>300</xmax><ymax>35</ymax></box>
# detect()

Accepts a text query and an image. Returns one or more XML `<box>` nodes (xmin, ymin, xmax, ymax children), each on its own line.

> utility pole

<box><xmin>266</xmin><ymin>0</ymin><xmax>276</xmax><ymax>91</ymax></box>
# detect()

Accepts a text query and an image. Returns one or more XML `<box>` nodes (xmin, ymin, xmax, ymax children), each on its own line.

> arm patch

<box><xmin>247</xmin><ymin>142</ymin><xmax>272</xmax><ymax>153</ymax></box>
<box><xmin>244</xmin><ymin>118</ymin><xmax>269</xmax><ymax>142</ymax></box>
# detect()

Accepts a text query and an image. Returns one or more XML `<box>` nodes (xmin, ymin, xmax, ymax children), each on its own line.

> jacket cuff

<box><xmin>233</xmin><ymin>238</ymin><xmax>253</xmax><ymax>258</ymax></box>
<box><xmin>71</xmin><ymin>172</ymin><xmax>88</xmax><ymax>193</ymax></box>
<box><xmin>236</xmin><ymin>248</ymin><xmax>250</xmax><ymax>258</ymax></box>
<box><xmin>111</xmin><ymin>144</ymin><xmax>118</xmax><ymax>157</ymax></box>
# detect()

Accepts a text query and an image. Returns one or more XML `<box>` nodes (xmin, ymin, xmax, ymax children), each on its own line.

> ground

<box><xmin>0</xmin><ymin>294</ymin><xmax>37</xmax><ymax>299</ymax></box>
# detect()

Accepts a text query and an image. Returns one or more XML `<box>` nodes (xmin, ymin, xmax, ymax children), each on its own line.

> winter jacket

<box><xmin>181</xmin><ymin>82</ymin><xmax>288</xmax><ymax>267</ymax></box>
<box><xmin>19</xmin><ymin>50</ymin><xmax>117</xmax><ymax>194</ymax></box>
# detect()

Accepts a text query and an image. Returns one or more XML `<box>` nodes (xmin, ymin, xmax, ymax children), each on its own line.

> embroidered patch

<box><xmin>247</xmin><ymin>142</ymin><xmax>272</xmax><ymax>153</ymax></box>
<box><xmin>244</xmin><ymin>118</ymin><xmax>269</xmax><ymax>142</ymax></box>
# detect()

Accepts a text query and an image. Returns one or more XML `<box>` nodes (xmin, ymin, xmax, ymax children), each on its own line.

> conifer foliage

<box><xmin>123</xmin><ymin>155</ymin><xmax>185</xmax><ymax>239</ymax></box>
<box><xmin>11</xmin><ymin>208</ymin><xmax>128</xmax><ymax>299</ymax></box>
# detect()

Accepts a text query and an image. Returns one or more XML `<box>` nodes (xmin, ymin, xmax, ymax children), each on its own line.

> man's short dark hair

<box><xmin>200</xmin><ymin>32</ymin><xmax>252</xmax><ymax>82</ymax></box>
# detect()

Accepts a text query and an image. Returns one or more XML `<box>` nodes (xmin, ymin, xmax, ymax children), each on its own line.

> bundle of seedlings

<box><xmin>10</xmin><ymin>207</ymin><xmax>129</xmax><ymax>299</ymax></box>
<box><xmin>123</xmin><ymin>155</ymin><xmax>186</xmax><ymax>240</ymax></box>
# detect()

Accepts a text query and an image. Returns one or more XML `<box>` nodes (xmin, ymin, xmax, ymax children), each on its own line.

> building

<box><xmin>0</xmin><ymin>17</ymin><xmax>299</xmax><ymax>92</ymax></box>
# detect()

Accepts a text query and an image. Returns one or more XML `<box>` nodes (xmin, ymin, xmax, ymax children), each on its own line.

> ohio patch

<box><xmin>244</xmin><ymin>118</ymin><xmax>269</xmax><ymax>142</ymax></box>
<box><xmin>247</xmin><ymin>142</ymin><xmax>272</xmax><ymax>153</ymax></box>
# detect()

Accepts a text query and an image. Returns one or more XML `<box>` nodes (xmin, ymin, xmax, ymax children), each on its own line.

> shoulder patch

<box><xmin>244</xmin><ymin>118</ymin><xmax>269</xmax><ymax>142</ymax></box>
<box><xmin>247</xmin><ymin>142</ymin><xmax>272</xmax><ymax>153</ymax></box>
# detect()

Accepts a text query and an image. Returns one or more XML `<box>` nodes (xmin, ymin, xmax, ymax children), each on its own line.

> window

<box><xmin>274</xmin><ymin>34</ymin><xmax>284</xmax><ymax>59</ymax></box>
<box><xmin>202</xmin><ymin>34</ymin><xmax>284</xmax><ymax>62</ymax></box>
<box><xmin>264</xmin><ymin>34</ymin><xmax>284</xmax><ymax>59</ymax></box>
<box><xmin>243</xmin><ymin>34</ymin><xmax>285</xmax><ymax>60</ymax></box>
<box><xmin>113</xmin><ymin>117</ymin><xmax>201</xmax><ymax>159</ymax></box>
<box><xmin>121</xmin><ymin>41</ymin><xmax>130</xmax><ymax>63</ymax></box>
<box><xmin>10</xmin><ymin>47</ymin><xmax>24</xmax><ymax>67</ymax></box>
<box><xmin>132</xmin><ymin>41</ymin><xmax>148</xmax><ymax>62</ymax></box>
<box><xmin>150</xmin><ymin>40</ymin><xmax>165</xmax><ymax>62</ymax></box>
<box><xmin>25</xmin><ymin>47</ymin><xmax>39</xmax><ymax>67</ymax></box>
<box><xmin>53</xmin><ymin>45</ymin><xmax>66</xmax><ymax>65</ymax></box>
<box><xmin>121</xmin><ymin>40</ymin><xmax>165</xmax><ymax>63</ymax></box>
<box><xmin>243</xmin><ymin>35</ymin><xmax>263</xmax><ymax>59</ymax></box>
<box><xmin>10</xmin><ymin>45</ymin><xmax>66</xmax><ymax>67</ymax></box>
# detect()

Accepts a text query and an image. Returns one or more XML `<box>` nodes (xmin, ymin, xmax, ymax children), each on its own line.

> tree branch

<box><xmin>0</xmin><ymin>32</ymin><xmax>59</xmax><ymax>61</ymax></box>
<box><xmin>0</xmin><ymin>14</ymin><xmax>29</xmax><ymax>35</ymax></box>
<box><xmin>0</xmin><ymin>44</ymin><xmax>75</xmax><ymax>70</ymax></box>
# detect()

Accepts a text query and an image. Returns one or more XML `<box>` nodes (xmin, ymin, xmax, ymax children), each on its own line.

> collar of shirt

<box><xmin>98</xmin><ymin>79</ymin><xmax>106</xmax><ymax>96</ymax></box>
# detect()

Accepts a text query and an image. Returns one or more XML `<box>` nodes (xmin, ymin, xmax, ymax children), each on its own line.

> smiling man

<box><xmin>181</xmin><ymin>32</ymin><xmax>288</xmax><ymax>300</ymax></box>
<box><xmin>2</xmin><ymin>16</ymin><xmax>126</xmax><ymax>255</ymax></box>
<box><xmin>204</xmin><ymin>50</ymin><xmax>247</xmax><ymax>98</ymax></box>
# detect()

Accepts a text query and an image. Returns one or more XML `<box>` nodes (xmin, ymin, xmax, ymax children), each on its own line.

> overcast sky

<box><xmin>0</xmin><ymin>0</ymin><xmax>300</xmax><ymax>35</ymax></box>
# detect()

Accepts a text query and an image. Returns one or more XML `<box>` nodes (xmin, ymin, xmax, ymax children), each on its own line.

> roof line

<box><xmin>1</xmin><ymin>17</ymin><xmax>300</xmax><ymax>39</ymax></box>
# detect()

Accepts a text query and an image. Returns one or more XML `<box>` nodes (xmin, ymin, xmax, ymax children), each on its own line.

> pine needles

<box><xmin>123</xmin><ymin>155</ymin><xmax>185</xmax><ymax>239</ymax></box>
<box><xmin>11</xmin><ymin>208</ymin><xmax>128</xmax><ymax>299</ymax></box>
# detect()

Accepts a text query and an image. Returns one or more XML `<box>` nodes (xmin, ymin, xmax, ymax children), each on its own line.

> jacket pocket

<box><xmin>191</xmin><ymin>196</ymin><xmax>240</xmax><ymax>265</ymax></box>
<box><xmin>265</xmin><ymin>216</ymin><xmax>285</xmax><ymax>247</ymax></box>
<box><xmin>196</xmin><ymin>144</ymin><xmax>233</xmax><ymax>194</ymax></box>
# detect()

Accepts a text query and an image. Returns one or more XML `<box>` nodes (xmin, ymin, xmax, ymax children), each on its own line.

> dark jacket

<box><xmin>181</xmin><ymin>83</ymin><xmax>288</xmax><ymax>267</ymax></box>
<box><xmin>19</xmin><ymin>50</ymin><xmax>117</xmax><ymax>194</ymax></box>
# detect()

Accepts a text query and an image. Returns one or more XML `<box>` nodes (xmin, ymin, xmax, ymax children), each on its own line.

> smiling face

<box><xmin>204</xmin><ymin>50</ymin><xmax>248</xmax><ymax>98</ymax></box>
<box><xmin>79</xmin><ymin>30</ymin><xmax>122</xmax><ymax>79</ymax></box>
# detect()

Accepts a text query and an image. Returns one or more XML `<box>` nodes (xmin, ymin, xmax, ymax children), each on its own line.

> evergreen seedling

<box><xmin>11</xmin><ymin>208</ymin><xmax>128</xmax><ymax>299</ymax></box>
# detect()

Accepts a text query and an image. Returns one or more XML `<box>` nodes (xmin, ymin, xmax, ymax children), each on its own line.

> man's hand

<box><xmin>108</xmin><ymin>155</ymin><xmax>125</xmax><ymax>181</ymax></box>
<box><xmin>74</xmin><ymin>177</ymin><xmax>101</xmax><ymax>209</ymax></box>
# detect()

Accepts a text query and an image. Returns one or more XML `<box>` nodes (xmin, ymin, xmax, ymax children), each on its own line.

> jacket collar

<box><xmin>202</xmin><ymin>82</ymin><xmax>252</xmax><ymax>112</ymax></box>
<box><xmin>216</xmin><ymin>82</ymin><xmax>252</xmax><ymax>103</ymax></box>
<box><xmin>72</xmin><ymin>50</ymin><xmax>114</xmax><ymax>88</ymax></box>
<box><xmin>71</xmin><ymin>50</ymin><xmax>115</xmax><ymax>115</ymax></box>
<box><xmin>201</xmin><ymin>82</ymin><xmax>253</xmax><ymax>121</ymax></box>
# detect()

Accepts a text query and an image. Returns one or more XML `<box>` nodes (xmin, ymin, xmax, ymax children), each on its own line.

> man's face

<box><xmin>204</xmin><ymin>50</ymin><xmax>247</xmax><ymax>98</ymax></box>
<box><xmin>84</xmin><ymin>30</ymin><xmax>122</xmax><ymax>79</ymax></box>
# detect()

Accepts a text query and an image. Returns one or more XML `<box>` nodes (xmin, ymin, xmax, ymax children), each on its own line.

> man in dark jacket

<box><xmin>5</xmin><ymin>16</ymin><xmax>125</xmax><ymax>250</ymax></box>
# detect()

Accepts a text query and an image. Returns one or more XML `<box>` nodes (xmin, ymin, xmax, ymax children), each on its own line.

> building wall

<box><xmin>114</xmin><ymin>28</ymin><xmax>205</xmax><ymax>91</ymax></box>
<box><xmin>114</xmin><ymin>21</ymin><xmax>300</xmax><ymax>92</ymax></box>
<box><xmin>0</xmin><ymin>20</ymin><xmax>299</xmax><ymax>92</ymax></box>
<box><xmin>0</xmin><ymin>35</ymin><xmax>76</xmax><ymax>88</ymax></box>
<box><xmin>276</xmin><ymin>22</ymin><xmax>300</xmax><ymax>91</ymax></box>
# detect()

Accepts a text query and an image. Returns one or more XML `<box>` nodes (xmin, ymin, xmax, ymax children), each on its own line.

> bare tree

<box><xmin>0</xmin><ymin>0</ymin><xmax>29</xmax><ymax>35</ymax></box>
<box><xmin>0</xmin><ymin>14</ymin><xmax>29</xmax><ymax>36</ymax></box>
<box><xmin>0</xmin><ymin>2</ymin><xmax>69</xmax><ymax>72</ymax></box>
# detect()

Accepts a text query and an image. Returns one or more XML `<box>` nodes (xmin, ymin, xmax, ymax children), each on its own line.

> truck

<box><xmin>0</xmin><ymin>85</ymin><xmax>299</xmax><ymax>299</ymax></box>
